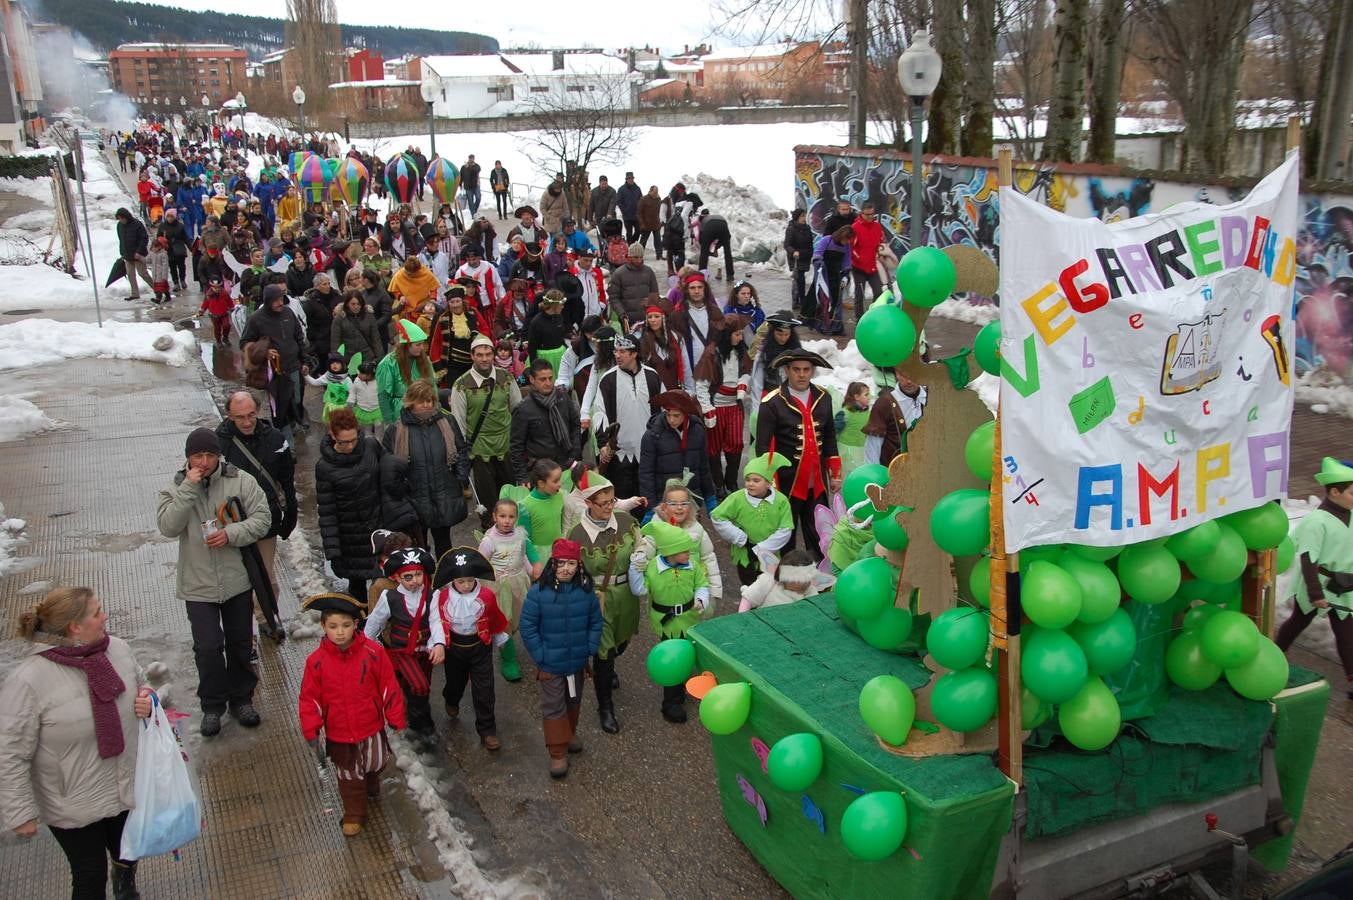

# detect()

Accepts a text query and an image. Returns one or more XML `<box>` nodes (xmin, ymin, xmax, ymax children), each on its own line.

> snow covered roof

<box><xmin>114</xmin><ymin>42</ymin><xmax>242</xmax><ymax>52</ymax></box>
<box><xmin>329</xmin><ymin>79</ymin><xmax>418</xmax><ymax>88</ymax></box>
<box><xmin>702</xmin><ymin>43</ymin><xmax>799</xmax><ymax>62</ymax></box>
<box><xmin>504</xmin><ymin>52</ymin><xmax>630</xmax><ymax>75</ymax></box>
<box><xmin>642</xmin><ymin>78</ymin><xmax>677</xmax><ymax>89</ymax></box>
<box><xmin>421</xmin><ymin>55</ymin><xmax>511</xmax><ymax>79</ymax></box>
<box><xmin>261</xmin><ymin>49</ymin><xmax>292</xmax><ymax>63</ymax></box>
<box><xmin>636</xmin><ymin>59</ymin><xmax>702</xmax><ymax>74</ymax></box>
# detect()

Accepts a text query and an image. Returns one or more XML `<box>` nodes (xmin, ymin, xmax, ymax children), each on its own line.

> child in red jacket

<box><xmin>432</xmin><ymin>547</ymin><xmax>509</xmax><ymax>751</ymax></box>
<box><xmin>199</xmin><ymin>275</ymin><xmax>235</xmax><ymax>344</ymax></box>
<box><xmin>299</xmin><ymin>592</ymin><xmax>406</xmax><ymax>837</ymax></box>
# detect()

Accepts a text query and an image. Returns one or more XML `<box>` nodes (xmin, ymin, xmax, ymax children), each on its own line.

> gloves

<box><xmin>703</xmin><ymin>411</ymin><xmax>717</xmax><ymax>430</ymax></box>
<box><xmin>492</xmin><ymin>632</ymin><xmax>509</xmax><ymax>648</ymax></box>
<box><xmin>737</xmin><ymin>388</ymin><xmax>747</xmax><ymax>401</ymax></box>
<box><xmin>705</xmin><ymin>494</ymin><xmax>718</xmax><ymax>513</ymax></box>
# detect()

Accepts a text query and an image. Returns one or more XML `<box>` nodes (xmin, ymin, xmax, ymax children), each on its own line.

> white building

<box><xmin>418</xmin><ymin>51</ymin><xmax>639</xmax><ymax>118</ymax></box>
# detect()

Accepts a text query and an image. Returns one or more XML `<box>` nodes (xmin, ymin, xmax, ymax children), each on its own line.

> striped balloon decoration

<box><xmin>426</xmin><ymin>157</ymin><xmax>460</xmax><ymax>205</ymax></box>
<box><xmin>287</xmin><ymin>150</ymin><xmax>313</xmax><ymax>182</ymax></box>
<box><xmin>296</xmin><ymin>154</ymin><xmax>332</xmax><ymax>205</ymax></box>
<box><xmin>384</xmin><ymin>153</ymin><xmax>420</xmax><ymax>204</ymax></box>
<box><xmin>332</xmin><ymin>156</ymin><xmax>369</xmax><ymax>206</ymax></box>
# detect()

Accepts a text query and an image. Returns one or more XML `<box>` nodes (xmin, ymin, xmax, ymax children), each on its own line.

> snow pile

<box><xmin>0</xmin><ymin>394</ymin><xmax>56</xmax><ymax>443</ymax></box>
<box><xmin>929</xmin><ymin>297</ymin><xmax>1000</xmax><ymax>326</ymax></box>
<box><xmin>277</xmin><ymin>529</ymin><xmax>334</xmax><ymax>639</ymax></box>
<box><xmin>0</xmin><ymin>319</ymin><xmax>196</xmax><ymax>372</ymax></box>
<box><xmin>682</xmin><ymin>172</ymin><xmax>788</xmax><ymax>268</ymax></box>
<box><xmin>1296</xmin><ymin>368</ymin><xmax>1353</xmax><ymax>418</ymax></box>
<box><xmin>802</xmin><ymin>338</ymin><xmax>999</xmax><ymax>415</ymax></box>
<box><xmin>0</xmin><ymin>502</ymin><xmax>29</xmax><ymax>578</ymax></box>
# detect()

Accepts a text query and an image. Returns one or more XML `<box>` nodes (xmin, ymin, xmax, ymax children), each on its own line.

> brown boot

<box><xmin>338</xmin><ymin>778</ymin><xmax>368</xmax><ymax>836</ymax></box>
<box><xmin>566</xmin><ymin>705</ymin><xmax>583</xmax><ymax>754</ymax></box>
<box><xmin>365</xmin><ymin>772</ymin><xmax>381</xmax><ymax>800</ymax></box>
<box><xmin>543</xmin><ymin>717</ymin><xmax>571</xmax><ymax>779</ymax></box>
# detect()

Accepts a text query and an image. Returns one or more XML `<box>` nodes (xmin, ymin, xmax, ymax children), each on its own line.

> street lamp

<box><xmin>234</xmin><ymin>91</ymin><xmax>246</xmax><ymax>132</ymax></box>
<box><xmin>292</xmin><ymin>84</ymin><xmax>306</xmax><ymax>137</ymax></box>
<box><xmin>419</xmin><ymin>74</ymin><xmax>439</xmax><ymax>158</ymax></box>
<box><xmin>897</xmin><ymin>31</ymin><xmax>942</xmax><ymax>251</ymax></box>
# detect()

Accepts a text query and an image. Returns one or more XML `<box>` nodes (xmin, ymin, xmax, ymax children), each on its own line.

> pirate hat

<box><xmin>514</xmin><ymin>205</ymin><xmax>539</xmax><ymax>218</ymax></box>
<box><xmin>765</xmin><ymin>311</ymin><xmax>803</xmax><ymax>329</ymax></box>
<box><xmin>382</xmin><ymin>546</ymin><xmax>435</xmax><ymax>579</ymax></box>
<box><xmin>770</xmin><ymin>348</ymin><xmax>832</xmax><ymax>370</ymax></box>
<box><xmin>653</xmin><ymin>390</ymin><xmax>701</xmax><ymax>418</ymax></box>
<box><xmin>303</xmin><ymin>592</ymin><xmax>366</xmax><ymax>619</ymax></box>
<box><xmin>432</xmin><ymin>546</ymin><xmax>495</xmax><ymax>590</ymax></box>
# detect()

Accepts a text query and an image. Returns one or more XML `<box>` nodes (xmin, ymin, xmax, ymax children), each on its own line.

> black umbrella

<box><xmin>105</xmin><ymin>257</ymin><xmax>127</xmax><ymax>287</ymax></box>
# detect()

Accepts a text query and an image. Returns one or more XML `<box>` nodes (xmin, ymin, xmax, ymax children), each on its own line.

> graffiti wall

<box><xmin>794</xmin><ymin>147</ymin><xmax>1353</xmax><ymax>383</ymax></box>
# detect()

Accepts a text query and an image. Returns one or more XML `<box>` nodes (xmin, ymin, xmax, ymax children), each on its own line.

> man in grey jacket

<box><xmin>606</xmin><ymin>243</ymin><xmax>661</xmax><ymax>332</ymax></box>
<box><xmin>156</xmin><ymin>427</ymin><xmax>272</xmax><ymax>736</ymax></box>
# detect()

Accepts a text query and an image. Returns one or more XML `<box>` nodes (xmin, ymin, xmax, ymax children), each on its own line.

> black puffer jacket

<box><xmin>330</xmin><ymin>306</ymin><xmax>384</xmax><ymax>366</ymax></box>
<box><xmin>784</xmin><ymin>220</ymin><xmax>814</xmax><ymax>272</ymax></box>
<box><xmin>382</xmin><ymin>409</ymin><xmax>470</xmax><ymax>529</ymax></box>
<box><xmin>216</xmin><ymin>419</ymin><xmax>298</xmax><ymax>539</ymax></box>
<box><xmin>638</xmin><ymin>413</ymin><xmax>717</xmax><ymax>508</ymax></box>
<box><xmin>314</xmin><ymin>434</ymin><xmax>384</xmax><ymax>579</ymax></box>
<box><xmin>302</xmin><ymin>288</ymin><xmax>339</xmax><ymax>361</ymax></box>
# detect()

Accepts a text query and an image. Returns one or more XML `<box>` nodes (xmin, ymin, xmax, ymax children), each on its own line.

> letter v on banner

<box><xmin>1001</xmin><ymin>335</ymin><xmax>1041</xmax><ymax>397</ymax></box>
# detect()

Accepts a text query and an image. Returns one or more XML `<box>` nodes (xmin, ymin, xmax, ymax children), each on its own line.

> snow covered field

<box><xmin>0</xmin><ymin>319</ymin><xmax>197</xmax><ymax>372</ymax></box>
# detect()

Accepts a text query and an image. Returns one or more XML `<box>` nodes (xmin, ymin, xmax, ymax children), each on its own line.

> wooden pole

<box><xmin>992</xmin><ymin>145</ymin><xmax>1022</xmax><ymax>785</ymax></box>
<box><xmin>1286</xmin><ymin>115</ymin><xmax>1302</xmax><ymax>156</ymax></box>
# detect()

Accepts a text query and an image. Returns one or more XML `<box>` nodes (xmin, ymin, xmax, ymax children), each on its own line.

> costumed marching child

<box><xmin>200</xmin><ymin>274</ymin><xmax>235</xmax><ymax>344</ymax></box>
<box><xmin>366</xmin><ymin>530</ymin><xmax>414</xmax><ymax>608</ymax></box>
<box><xmin>348</xmin><ymin>359</ymin><xmax>382</xmax><ymax>436</ymax></box>
<box><xmin>518</xmin><ymin>538</ymin><xmax>603</xmax><ymax>778</ymax></box>
<box><xmin>697</xmin><ymin>313</ymin><xmax>752</xmax><ymax>499</ymax></box>
<box><xmin>711</xmin><ymin>451</ymin><xmax>795</xmax><ymax>586</ymax></box>
<box><xmin>430</xmin><ymin>547</ymin><xmax>509</xmax><ymax>751</ymax></box>
<box><xmin>306</xmin><ymin>351</ymin><xmax>352</xmax><ymax>423</ymax></box>
<box><xmin>657</xmin><ymin>478</ymin><xmax>722</xmax><ymax>603</ymax></box>
<box><xmin>364</xmin><ymin>547</ymin><xmax>442</xmax><ymax>749</ymax></box>
<box><xmin>629</xmin><ymin>519</ymin><xmax>710</xmax><ymax>723</ymax></box>
<box><xmin>478</xmin><ymin>497</ymin><xmax>543</xmax><ymax>682</ymax></box>
<box><xmin>738</xmin><ymin>549</ymin><xmax>831</xmax><ymax>612</ymax></box>
<box><xmin>298</xmin><ymin>592</ymin><xmax>406</xmax><ymax>837</ymax></box>
<box><xmin>494</xmin><ymin>339</ymin><xmax>524</xmax><ymax>379</ymax></box>
<box><xmin>1277</xmin><ymin>457</ymin><xmax>1353</xmax><ymax>695</ymax></box>
<box><xmin>835</xmin><ymin>381</ymin><xmax>872</xmax><ymax>474</ymax></box>
<box><xmin>149</xmin><ymin>234</ymin><xmax>172</xmax><ymax>304</ymax></box>
<box><xmin>513</xmin><ymin>459</ymin><xmax>568</xmax><ymax>563</ymax></box>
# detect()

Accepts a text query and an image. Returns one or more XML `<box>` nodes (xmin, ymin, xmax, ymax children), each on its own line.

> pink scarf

<box><xmin>41</xmin><ymin>635</ymin><xmax>127</xmax><ymax>759</ymax></box>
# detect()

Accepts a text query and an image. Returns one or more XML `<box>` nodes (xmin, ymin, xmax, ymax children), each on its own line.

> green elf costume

<box><xmin>567</xmin><ymin>469</ymin><xmax>646</xmax><ymax>735</ymax></box>
<box><xmin>375</xmin><ymin>319</ymin><xmax>436</xmax><ymax>423</ymax></box>
<box><xmin>1276</xmin><ymin>457</ymin><xmax>1353</xmax><ymax>693</ymax></box>
<box><xmin>630</xmin><ymin>519</ymin><xmax>710</xmax><ymax>723</ymax></box>
<box><xmin>710</xmin><ymin>451</ymin><xmax>795</xmax><ymax>586</ymax></box>
<box><xmin>507</xmin><ymin>469</ymin><xmax>570</xmax><ymax>564</ymax></box>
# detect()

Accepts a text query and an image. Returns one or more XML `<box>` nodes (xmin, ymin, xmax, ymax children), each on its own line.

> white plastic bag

<box><xmin>229</xmin><ymin>303</ymin><xmax>248</xmax><ymax>339</ymax></box>
<box><xmin>120</xmin><ymin>695</ymin><xmax>201</xmax><ymax>860</ymax></box>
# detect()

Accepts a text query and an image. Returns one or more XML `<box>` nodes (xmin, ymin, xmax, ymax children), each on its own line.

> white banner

<box><xmin>998</xmin><ymin>156</ymin><xmax>1298</xmax><ymax>552</ymax></box>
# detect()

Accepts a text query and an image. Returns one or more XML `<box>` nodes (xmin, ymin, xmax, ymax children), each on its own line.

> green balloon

<box><xmin>645</xmin><ymin>638</ymin><xmax>695</xmax><ymax>687</ymax></box>
<box><xmin>1022</xmin><ymin>544</ymin><xmax>1065</xmax><ymax>565</ymax></box>
<box><xmin>766</xmin><ymin>733</ymin><xmax>824</xmax><ymax>792</ymax></box>
<box><xmin>964</xmin><ymin>420</ymin><xmax>996</xmax><ymax>482</ymax></box>
<box><xmin>836</xmin><ymin>557</ymin><xmax>897</xmax><ymax>620</ymax></box>
<box><xmin>1021</xmin><ymin>686</ymin><xmax>1051</xmax><ymax>730</ymax></box>
<box><xmin>929</xmin><ymin>488</ymin><xmax>991</xmax><ymax>557</ymax></box>
<box><xmin>1022</xmin><ymin>561</ymin><xmax>1084</xmax><ymax>629</ymax></box>
<box><xmin>1224</xmin><ymin>636</ymin><xmax>1289</xmax><ymax>701</ymax></box>
<box><xmin>1116</xmin><ymin>544</ymin><xmax>1181</xmax><ymax>605</ymax></box>
<box><xmin>896</xmin><ymin>246</ymin><xmax>956</xmax><ymax>307</ymax></box>
<box><xmin>1069</xmin><ymin>543</ymin><xmax>1122</xmax><ymax>562</ymax></box>
<box><xmin>1223</xmin><ymin>502</ymin><xmax>1289</xmax><ymax>551</ymax></box>
<box><xmin>873</xmin><ymin>508</ymin><xmax>911</xmax><ymax>552</ymax></box>
<box><xmin>1181</xmin><ymin>602</ymin><xmax>1220</xmax><ymax>631</ymax></box>
<box><xmin>859</xmin><ymin>674</ymin><xmax>916</xmax><ymax>746</ymax></box>
<box><xmin>1021</xmin><ymin>629</ymin><xmax>1089</xmax><ymax>704</ymax></box>
<box><xmin>1068</xmin><ymin>608</ymin><xmax>1136</xmax><ymax>676</ymax></box>
<box><xmin>969</xmin><ymin>556</ymin><xmax>992</xmax><ymax>608</ymax></box>
<box><xmin>1200</xmin><ymin>610</ymin><xmax>1260</xmax><ymax>669</ymax></box>
<box><xmin>841</xmin><ymin>791</ymin><xmax>908</xmax><ymax>861</ymax></box>
<box><xmin>926</xmin><ymin>607</ymin><xmax>990</xmax><ymax>670</ymax></box>
<box><xmin>698</xmin><ymin>682</ymin><xmax>752</xmax><ymax>735</ymax></box>
<box><xmin>1058</xmin><ymin>676</ymin><xmax>1122</xmax><ymax>751</ymax></box>
<box><xmin>931</xmin><ymin>667</ymin><xmax>998</xmax><ymax>732</ymax></box>
<box><xmin>858</xmin><ymin>606</ymin><xmax>914</xmax><ymax>650</ymax></box>
<box><xmin>974</xmin><ymin>320</ymin><xmax>1002</xmax><ymax>376</ymax></box>
<box><xmin>1165</xmin><ymin>520</ymin><xmax>1222</xmax><ymax>562</ymax></box>
<box><xmin>1165</xmin><ymin>630</ymin><xmax>1222</xmax><ymax>691</ymax></box>
<box><xmin>1187</xmin><ymin>523</ymin><xmax>1249</xmax><ymax>584</ymax></box>
<box><xmin>855</xmin><ymin>302</ymin><xmax>917</xmax><ymax>367</ymax></box>
<box><xmin>1057</xmin><ymin>553</ymin><xmax>1121</xmax><ymax>624</ymax></box>
<box><xmin>1276</xmin><ymin>535</ymin><xmax>1295</xmax><ymax>574</ymax></box>
<box><xmin>843</xmin><ymin>464</ymin><xmax>890</xmax><ymax>510</ymax></box>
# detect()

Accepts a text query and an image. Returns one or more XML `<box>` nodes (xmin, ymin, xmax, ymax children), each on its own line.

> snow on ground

<box><xmin>0</xmin><ymin>140</ymin><xmax>129</xmax><ymax>312</ymax></box>
<box><xmin>0</xmin><ymin>319</ymin><xmax>196</xmax><ymax>372</ymax></box>
<box><xmin>0</xmin><ymin>394</ymin><xmax>57</xmax><ymax>443</ymax></box>
<box><xmin>802</xmin><ymin>337</ymin><xmax>999</xmax><ymax>416</ymax></box>
<box><xmin>929</xmin><ymin>297</ymin><xmax>1000</xmax><ymax>326</ymax></box>
<box><xmin>1296</xmin><ymin>368</ymin><xmax>1353</xmax><ymax>418</ymax></box>
<box><xmin>0</xmin><ymin>502</ymin><xmax>29</xmax><ymax>578</ymax></box>
<box><xmin>682</xmin><ymin>172</ymin><xmax>789</xmax><ymax>267</ymax></box>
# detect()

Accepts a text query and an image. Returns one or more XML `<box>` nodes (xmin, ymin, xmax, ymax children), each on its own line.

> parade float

<box><xmin>661</xmin><ymin>148</ymin><xmax>1328</xmax><ymax>898</ymax></box>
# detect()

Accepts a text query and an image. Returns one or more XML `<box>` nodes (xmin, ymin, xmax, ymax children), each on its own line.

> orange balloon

<box><xmin>685</xmin><ymin>671</ymin><xmax>718</xmax><ymax>700</ymax></box>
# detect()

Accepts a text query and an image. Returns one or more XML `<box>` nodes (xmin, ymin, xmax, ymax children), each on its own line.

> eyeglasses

<box><xmin>588</xmin><ymin>496</ymin><xmax>616</xmax><ymax>507</ymax></box>
<box><xmin>666</xmin><ymin>500</ymin><xmax>692</xmax><ymax>508</ymax></box>
<box><xmin>333</xmin><ymin>437</ymin><xmax>359</xmax><ymax>448</ymax></box>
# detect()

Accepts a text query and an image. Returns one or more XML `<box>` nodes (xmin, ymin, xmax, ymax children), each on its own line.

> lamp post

<box><xmin>293</xmin><ymin>84</ymin><xmax>306</xmax><ymax>137</ymax></box>
<box><xmin>897</xmin><ymin>31</ymin><xmax>942</xmax><ymax>251</ymax></box>
<box><xmin>419</xmin><ymin>75</ymin><xmax>439</xmax><ymax>158</ymax></box>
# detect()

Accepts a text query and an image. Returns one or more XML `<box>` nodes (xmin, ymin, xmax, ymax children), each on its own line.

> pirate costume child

<box><xmin>431</xmin><ymin>547</ymin><xmax>509</xmax><ymax>750</ymax></box>
<box><xmin>364</xmin><ymin>547</ymin><xmax>441</xmax><ymax>744</ymax></box>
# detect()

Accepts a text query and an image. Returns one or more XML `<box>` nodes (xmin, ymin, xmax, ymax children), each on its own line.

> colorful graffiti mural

<box><xmin>794</xmin><ymin>148</ymin><xmax>1353</xmax><ymax>383</ymax></box>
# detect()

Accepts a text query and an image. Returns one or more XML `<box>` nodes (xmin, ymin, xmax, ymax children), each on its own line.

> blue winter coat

<box><xmin>519</xmin><ymin>580</ymin><xmax>602</xmax><ymax>675</ymax></box>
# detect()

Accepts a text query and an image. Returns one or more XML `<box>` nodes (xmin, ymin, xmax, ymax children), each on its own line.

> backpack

<box><xmin>606</xmin><ymin>235</ymin><xmax>629</xmax><ymax>267</ymax></box>
<box><xmin>662</xmin><ymin>214</ymin><xmax>685</xmax><ymax>250</ymax></box>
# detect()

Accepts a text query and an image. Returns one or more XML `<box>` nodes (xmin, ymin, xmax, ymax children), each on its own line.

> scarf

<box><xmin>40</xmin><ymin>635</ymin><xmax>127</xmax><ymax>759</ymax></box>
<box><xmin>393</xmin><ymin>412</ymin><xmax>460</xmax><ymax>469</ymax></box>
<box><xmin>531</xmin><ymin>388</ymin><xmax>573</xmax><ymax>452</ymax></box>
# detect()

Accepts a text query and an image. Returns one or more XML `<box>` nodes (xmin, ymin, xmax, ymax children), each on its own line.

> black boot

<box><xmin>594</xmin><ymin>654</ymin><xmax>619</xmax><ymax>734</ymax></box>
<box><xmin>724</xmin><ymin>451</ymin><xmax>742</xmax><ymax>495</ymax></box>
<box><xmin>112</xmin><ymin>860</ymin><xmax>139</xmax><ymax>900</ymax></box>
<box><xmin>661</xmin><ymin>685</ymin><xmax>688</xmax><ymax>723</ymax></box>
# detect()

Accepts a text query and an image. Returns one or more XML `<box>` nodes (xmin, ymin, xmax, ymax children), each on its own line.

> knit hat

<box><xmin>642</xmin><ymin>519</ymin><xmax>694</xmax><ymax>557</ymax></box>
<box><xmin>1315</xmin><ymin>457</ymin><xmax>1353</xmax><ymax>486</ymax></box>
<box><xmin>574</xmin><ymin>467</ymin><xmax>614</xmax><ymax>500</ymax></box>
<box><xmin>432</xmin><ymin>546</ymin><xmax>494</xmax><ymax>590</ymax></box>
<box><xmin>743</xmin><ymin>451</ymin><xmax>791</xmax><ymax>482</ymax></box>
<box><xmin>551</xmin><ymin>538</ymin><xmax>581</xmax><ymax>561</ymax></box>
<box><xmin>627</xmin><ymin>242</ymin><xmax>645</xmax><ymax>257</ymax></box>
<box><xmin>185</xmin><ymin>427</ymin><xmax>220</xmax><ymax>457</ymax></box>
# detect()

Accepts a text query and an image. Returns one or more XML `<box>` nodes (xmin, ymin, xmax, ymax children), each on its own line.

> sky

<box><xmin>128</xmin><ymin>0</ymin><xmax>741</xmax><ymax>54</ymax></box>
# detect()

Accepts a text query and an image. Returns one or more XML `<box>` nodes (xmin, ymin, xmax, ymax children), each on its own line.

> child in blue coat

<box><xmin>519</xmin><ymin>538</ymin><xmax>603</xmax><ymax>778</ymax></box>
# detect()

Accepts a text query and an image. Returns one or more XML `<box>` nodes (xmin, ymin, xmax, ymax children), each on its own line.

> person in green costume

<box><xmin>567</xmin><ymin>470</ymin><xmax>647</xmax><ymax>734</ymax></box>
<box><xmin>508</xmin><ymin>459</ymin><xmax>567</xmax><ymax>564</ymax></box>
<box><xmin>834</xmin><ymin>381</ymin><xmax>872</xmax><ymax>474</ymax></box>
<box><xmin>1277</xmin><ymin>457</ymin><xmax>1353</xmax><ymax>694</ymax></box>
<box><xmin>710</xmin><ymin>451</ymin><xmax>795</xmax><ymax>587</ymax></box>
<box><xmin>629</xmin><ymin>519</ymin><xmax>710</xmax><ymax>723</ymax></box>
<box><xmin>375</xmin><ymin>319</ymin><xmax>435</xmax><ymax>424</ymax></box>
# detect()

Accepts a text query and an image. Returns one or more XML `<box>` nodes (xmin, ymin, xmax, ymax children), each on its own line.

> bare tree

<box><xmin>1130</xmin><ymin>0</ymin><xmax>1258</xmax><ymax>175</ymax></box>
<box><xmin>961</xmin><ymin>0</ymin><xmax>999</xmax><ymax>157</ymax></box>
<box><xmin>1086</xmin><ymin>0</ymin><xmax>1127</xmax><ymax>163</ymax></box>
<box><xmin>285</xmin><ymin>0</ymin><xmax>343</xmax><ymax>119</ymax></box>
<box><xmin>1042</xmin><ymin>0</ymin><xmax>1089</xmax><ymax>161</ymax></box>
<box><xmin>997</xmin><ymin>0</ymin><xmax>1056</xmax><ymax>159</ymax></box>
<box><xmin>925</xmin><ymin>0</ymin><xmax>966</xmax><ymax>153</ymax></box>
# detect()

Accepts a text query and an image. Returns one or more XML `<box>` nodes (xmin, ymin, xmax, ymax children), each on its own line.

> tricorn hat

<box><xmin>514</xmin><ymin>205</ymin><xmax>539</xmax><ymax>218</ymax></box>
<box><xmin>382</xmin><ymin>546</ymin><xmax>435</xmax><ymax>578</ymax></box>
<box><xmin>303</xmin><ymin>592</ymin><xmax>366</xmax><ymax>618</ymax></box>
<box><xmin>770</xmin><ymin>348</ymin><xmax>832</xmax><ymax>370</ymax></box>
<box><xmin>432</xmin><ymin>546</ymin><xmax>495</xmax><ymax>590</ymax></box>
<box><xmin>653</xmin><ymin>390</ymin><xmax>702</xmax><ymax>418</ymax></box>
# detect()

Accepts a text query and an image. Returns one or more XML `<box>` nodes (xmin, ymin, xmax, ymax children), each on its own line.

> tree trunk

<box><xmin>925</xmin><ymin>2</ymin><xmax>965</xmax><ymax>154</ymax></box>
<box><xmin>1316</xmin><ymin>0</ymin><xmax>1353</xmax><ymax>180</ymax></box>
<box><xmin>1306</xmin><ymin>1</ymin><xmax>1341</xmax><ymax>178</ymax></box>
<box><xmin>960</xmin><ymin>0</ymin><xmax>997</xmax><ymax>157</ymax></box>
<box><xmin>1086</xmin><ymin>0</ymin><xmax>1125</xmax><ymax>164</ymax></box>
<box><xmin>848</xmin><ymin>0</ymin><xmax>870</xmax><ymax>147</ymax></box>
<box><xmin>1042</xmin><ymin>0</ymin><xmax>1089</xmax><ymax>162</ymax></box>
